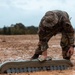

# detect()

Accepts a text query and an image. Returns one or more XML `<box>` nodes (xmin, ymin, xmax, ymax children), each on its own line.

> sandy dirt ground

<box><xmin>0</xmin><ymin>34</ymin><xmax>75</xmax><ymax>75</ymax></box>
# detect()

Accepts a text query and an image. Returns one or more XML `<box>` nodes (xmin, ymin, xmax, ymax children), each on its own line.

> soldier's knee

<box><xmin>35</xmin><ymin>41</ymin><xmax>48</xmax><ymax>54</ymax></box>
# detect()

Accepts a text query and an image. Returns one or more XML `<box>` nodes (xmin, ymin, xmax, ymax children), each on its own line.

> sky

<box><xmin>0</xmin><ymin>0</ymin><xmax>75</xmax><ymax>28</ymax></box>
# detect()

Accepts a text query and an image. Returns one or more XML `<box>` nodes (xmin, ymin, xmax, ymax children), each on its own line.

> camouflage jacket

<box><xmin>38</xmin><ymin>10</ymin><xmax>74</xmax><ymax>46</ymax></box>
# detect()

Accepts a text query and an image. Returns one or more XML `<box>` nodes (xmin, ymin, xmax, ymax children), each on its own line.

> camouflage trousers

<box><xmin>34</xmin><ymin>27</ymin><xmax>73</xmax><ymax>59</ymax></box>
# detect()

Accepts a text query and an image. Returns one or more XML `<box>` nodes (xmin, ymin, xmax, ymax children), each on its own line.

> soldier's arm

<box><xmin>63</xmin><ymin>22</ymin><xmax>74</xmax><ymax>47</ymax></box>
<box><xmin>62</xmin><ymin>20</ymin><xmax>74</xmax><ymax>57</ymax></box>
<box><xmin>61</xmin><ymin>11</ymin><xmax>74</xmax><ymax>47</ymax></box>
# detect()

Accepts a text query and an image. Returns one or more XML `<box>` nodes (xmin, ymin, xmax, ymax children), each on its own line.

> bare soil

<box><xmin>0</xmin><ymin>34</ymin><xmax>75</xmax><ymax>75</ymax></box>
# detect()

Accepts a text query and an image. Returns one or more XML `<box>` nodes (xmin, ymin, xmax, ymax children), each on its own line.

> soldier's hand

<box><xmin>67</xmin><ymin>46</ymin><xmax>74</xmax><ymax>57</ymax></box>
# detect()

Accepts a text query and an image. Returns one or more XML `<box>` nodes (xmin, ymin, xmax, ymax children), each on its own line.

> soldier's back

<box><xmin>53</xmin><ymin>10</ymin><xmax>69</xmax><ymax>19</ymax></box>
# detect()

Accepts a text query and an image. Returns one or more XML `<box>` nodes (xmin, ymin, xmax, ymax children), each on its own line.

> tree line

<box><xmin>0</xmin><ymin>23</ymin><xmax>75</xmax><ymax>35</ymax></box>
<box><xmin>0</xmin><ymin>23</ymin><xmax>38</xmax><ymax>35</ymax></box>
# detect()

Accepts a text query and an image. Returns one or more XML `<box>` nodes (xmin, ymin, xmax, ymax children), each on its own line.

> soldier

<box><xmin>31</xmin><ymin>10</ymin><xmax>74</xmax><ymax>61</ymax></box>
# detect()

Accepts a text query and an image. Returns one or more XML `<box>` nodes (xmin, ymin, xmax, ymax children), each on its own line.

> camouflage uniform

<box><xmin>32</xmin><ymin>10</ymin><xmax>74</xmax><ymax>60</ymax></box>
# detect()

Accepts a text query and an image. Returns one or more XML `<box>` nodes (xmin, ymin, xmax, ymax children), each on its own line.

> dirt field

<box><xmin>0</xmin><ymin>35</ymin><xmax>75</xmax><ymax>75</ymax></box>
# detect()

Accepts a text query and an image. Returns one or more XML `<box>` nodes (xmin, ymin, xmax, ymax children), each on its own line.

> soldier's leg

<box><xmin>31</xmin><ymin>32</ymin><xmax>52</xmax><ymax>59</ymax></box>
<box><xmin>60</xmin><ymin>33</ymin><xmax>71</xmax><ymax>60</ymax></box>
<box><xmin>31</xmin><ymin>40</ymin><xmax>49</xmax><ymax>59</ymax></box>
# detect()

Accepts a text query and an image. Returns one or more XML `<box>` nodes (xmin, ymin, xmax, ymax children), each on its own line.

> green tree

<box><xmin>26</xmin><ymin>26</ymin><xmax>38</xmax><ymax>34</ymax></box>
<box><xmin>14</xmin><ymin>23</ymin><xmax>26</xmax><ymax>34</ymax></box>
<box><xmin>0</xmin><ymin>23</ymin><xmax>38</xmax><ymax>35</ymax></box>
<box><xmin>3</xmin><ymin>26</ymin><xmax>7</xmax><ymax>35</ymax></box>
<box><xmin>8</xmin><ymin>27</ymin><xmax>11</xmax><ymax>35</ymax></box>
